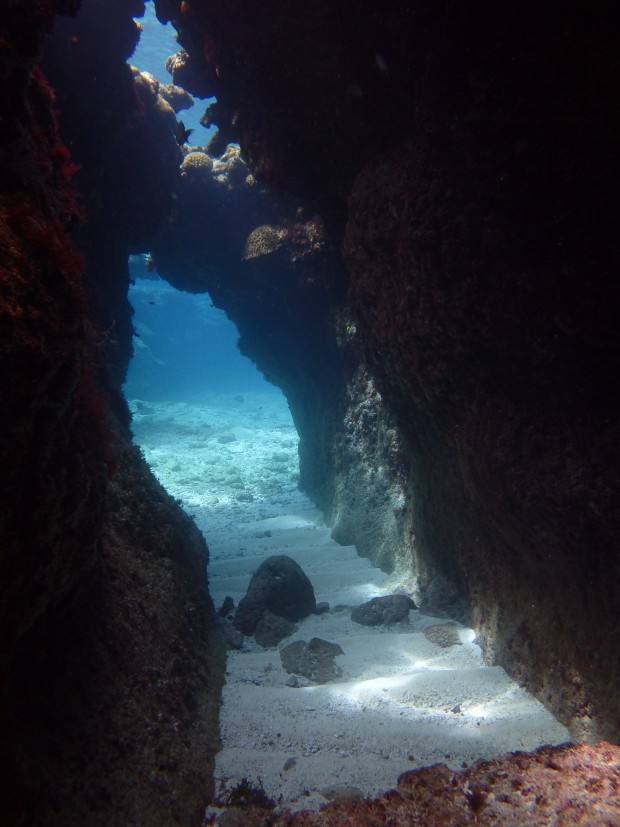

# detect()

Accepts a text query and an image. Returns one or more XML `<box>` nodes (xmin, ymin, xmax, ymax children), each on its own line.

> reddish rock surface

<box><xmin>0</xmin><ymin>52</ymin><xmax>92</xmax><ymax>675</ymax></box>
<box><xmin>215</xmin><ymin>742</ymin><xmax>620</xmax><ymax>826</ymax></box>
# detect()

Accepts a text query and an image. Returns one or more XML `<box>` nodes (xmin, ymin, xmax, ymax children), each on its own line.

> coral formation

<box><xmin>181</xmin><ymin>149</ymin><xmax>214</xmax><ymax>182</ymax></box>
<box><xmin>242</xmin><ymin>224</ymin><xmax>286</xmax><ymax>260</ymax></box>
<box><xmin>158</xmin><ymin>80</ymin><xmax>194</xmax><ymax>113</ymax></box>
<box><xmin>166</xmin><ymin>47</ymin><xmax>215</xmax><ymax>99</ymax></box>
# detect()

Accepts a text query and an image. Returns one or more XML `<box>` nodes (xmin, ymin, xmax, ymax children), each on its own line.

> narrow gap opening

<box><xmin>133</xmin><ymin>2</ymin><xmax>213</xmax><ymax>141</ymax></box>
<box><xmin>123</xmin><ymin>260</ymin><xmax>305</xmax><ymax>551</ymax></box>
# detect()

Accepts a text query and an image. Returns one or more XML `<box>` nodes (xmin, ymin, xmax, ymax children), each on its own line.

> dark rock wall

<box><xmin>1</xmin><ymin>2</ymin><xmax>225</xmax><ymax>824</ymax></box>
<box><xmin>0</xmin><ymin>0</ymin><xmax>94</xmax><ymax>703</ymax></box>
<box><xmin>342</xmin><ymin>9</ymin><xmax>620</xmax><ymax>741</ymax></box>
<box><xmin>154</xmin><ymin>0</ymin><xmax>619</xmax><ymax>740</ymax></box>
<box><xmin>40</xmin><ymin>0</ymin><xmax>182</xmax><ymax>391</ymax></box>
<box><xmin>344</xmin><ymin>133</ymin><xmax>619</xmax><ymax>739</ymax></box>
<box><xmin>8</xmin><ymin>423</ymin><xmax>223</xmax><ymax>825</ymax></box>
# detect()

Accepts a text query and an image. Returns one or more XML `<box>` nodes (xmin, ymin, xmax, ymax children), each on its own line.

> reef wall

<box><xmin>154</xmin><ymin>0</ymin><xmax>620</xmax><ymax>740</ymax></box>
<box><xmin>0</xmin><ymin>2</ymin><xmax>225</xmax><ymax>824</ymax></box>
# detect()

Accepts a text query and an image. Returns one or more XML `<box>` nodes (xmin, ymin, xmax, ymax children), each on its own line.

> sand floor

<box><xmin>128</xmin><ymin>391</ymin><xmax>570</xmax><ymax>814</ymax></box>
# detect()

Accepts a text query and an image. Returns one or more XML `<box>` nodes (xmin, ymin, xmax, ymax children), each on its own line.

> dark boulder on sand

<box><xmin>233</xmin><ymin>555</ymin><xmax>316</xmax><ymax>635</ymax></box>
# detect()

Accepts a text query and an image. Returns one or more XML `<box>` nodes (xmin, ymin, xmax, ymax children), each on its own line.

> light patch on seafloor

<box><xmin>256</xmin><ymin>514</ymin><xmax>317</xmax><ymax>531</ymax></box>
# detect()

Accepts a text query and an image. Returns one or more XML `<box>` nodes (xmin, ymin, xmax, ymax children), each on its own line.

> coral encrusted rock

<box><xmin>158</xmin><ymin>81</ymin><xmax>194</xmax><ymax>113</ymax></box>
<box><xmin>181</xmin><ymin>149</ymin><xmax>214</xmax><ymax>183</ymax></box>
<box><xmin>242</xmin><ymin>224</ymin><xmax>286</xmax><ymax>260</ymax></box>
<box><xmin>233</xmin><ymin>555</ymin><xmax>316</xmax><ymax>635</ymax></box>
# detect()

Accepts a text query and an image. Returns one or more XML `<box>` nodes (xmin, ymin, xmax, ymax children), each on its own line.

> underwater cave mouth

<box><xmin>123</xmin><ymin>273</ymin><xmax>570</xmax><ymax>816</ymax></box>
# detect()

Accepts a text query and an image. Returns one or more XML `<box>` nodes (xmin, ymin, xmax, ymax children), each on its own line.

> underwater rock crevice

<box><xmin>40</xmin><ymin>0</ymin><xmax>183</xmax><ymax>390</ymax></box>
<box><xmin>151</xmin><ymin>0</ymin><xmax>619</xmax><ymax>740</ymax></box>
<box><xmin>1</xmin><ymin>0</ymin><xmax>619</xmax><ymax>824</ymax></box>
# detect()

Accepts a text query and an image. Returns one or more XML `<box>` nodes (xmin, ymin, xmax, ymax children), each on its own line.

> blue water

<box><xmin>131</xmin><ymin>1</ymin><xmax>215</xmax><ymax>143</ymax></box>
<box><xmin>124</xmin><ymin>261</ymin><xmax>278</xmax><ymax>401</ymax></box>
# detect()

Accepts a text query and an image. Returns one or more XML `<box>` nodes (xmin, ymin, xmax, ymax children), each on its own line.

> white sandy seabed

<box><xmin>128</xmin><ymin>390</ymin><xmax>570</xmax><ymax>813</ymax></box>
